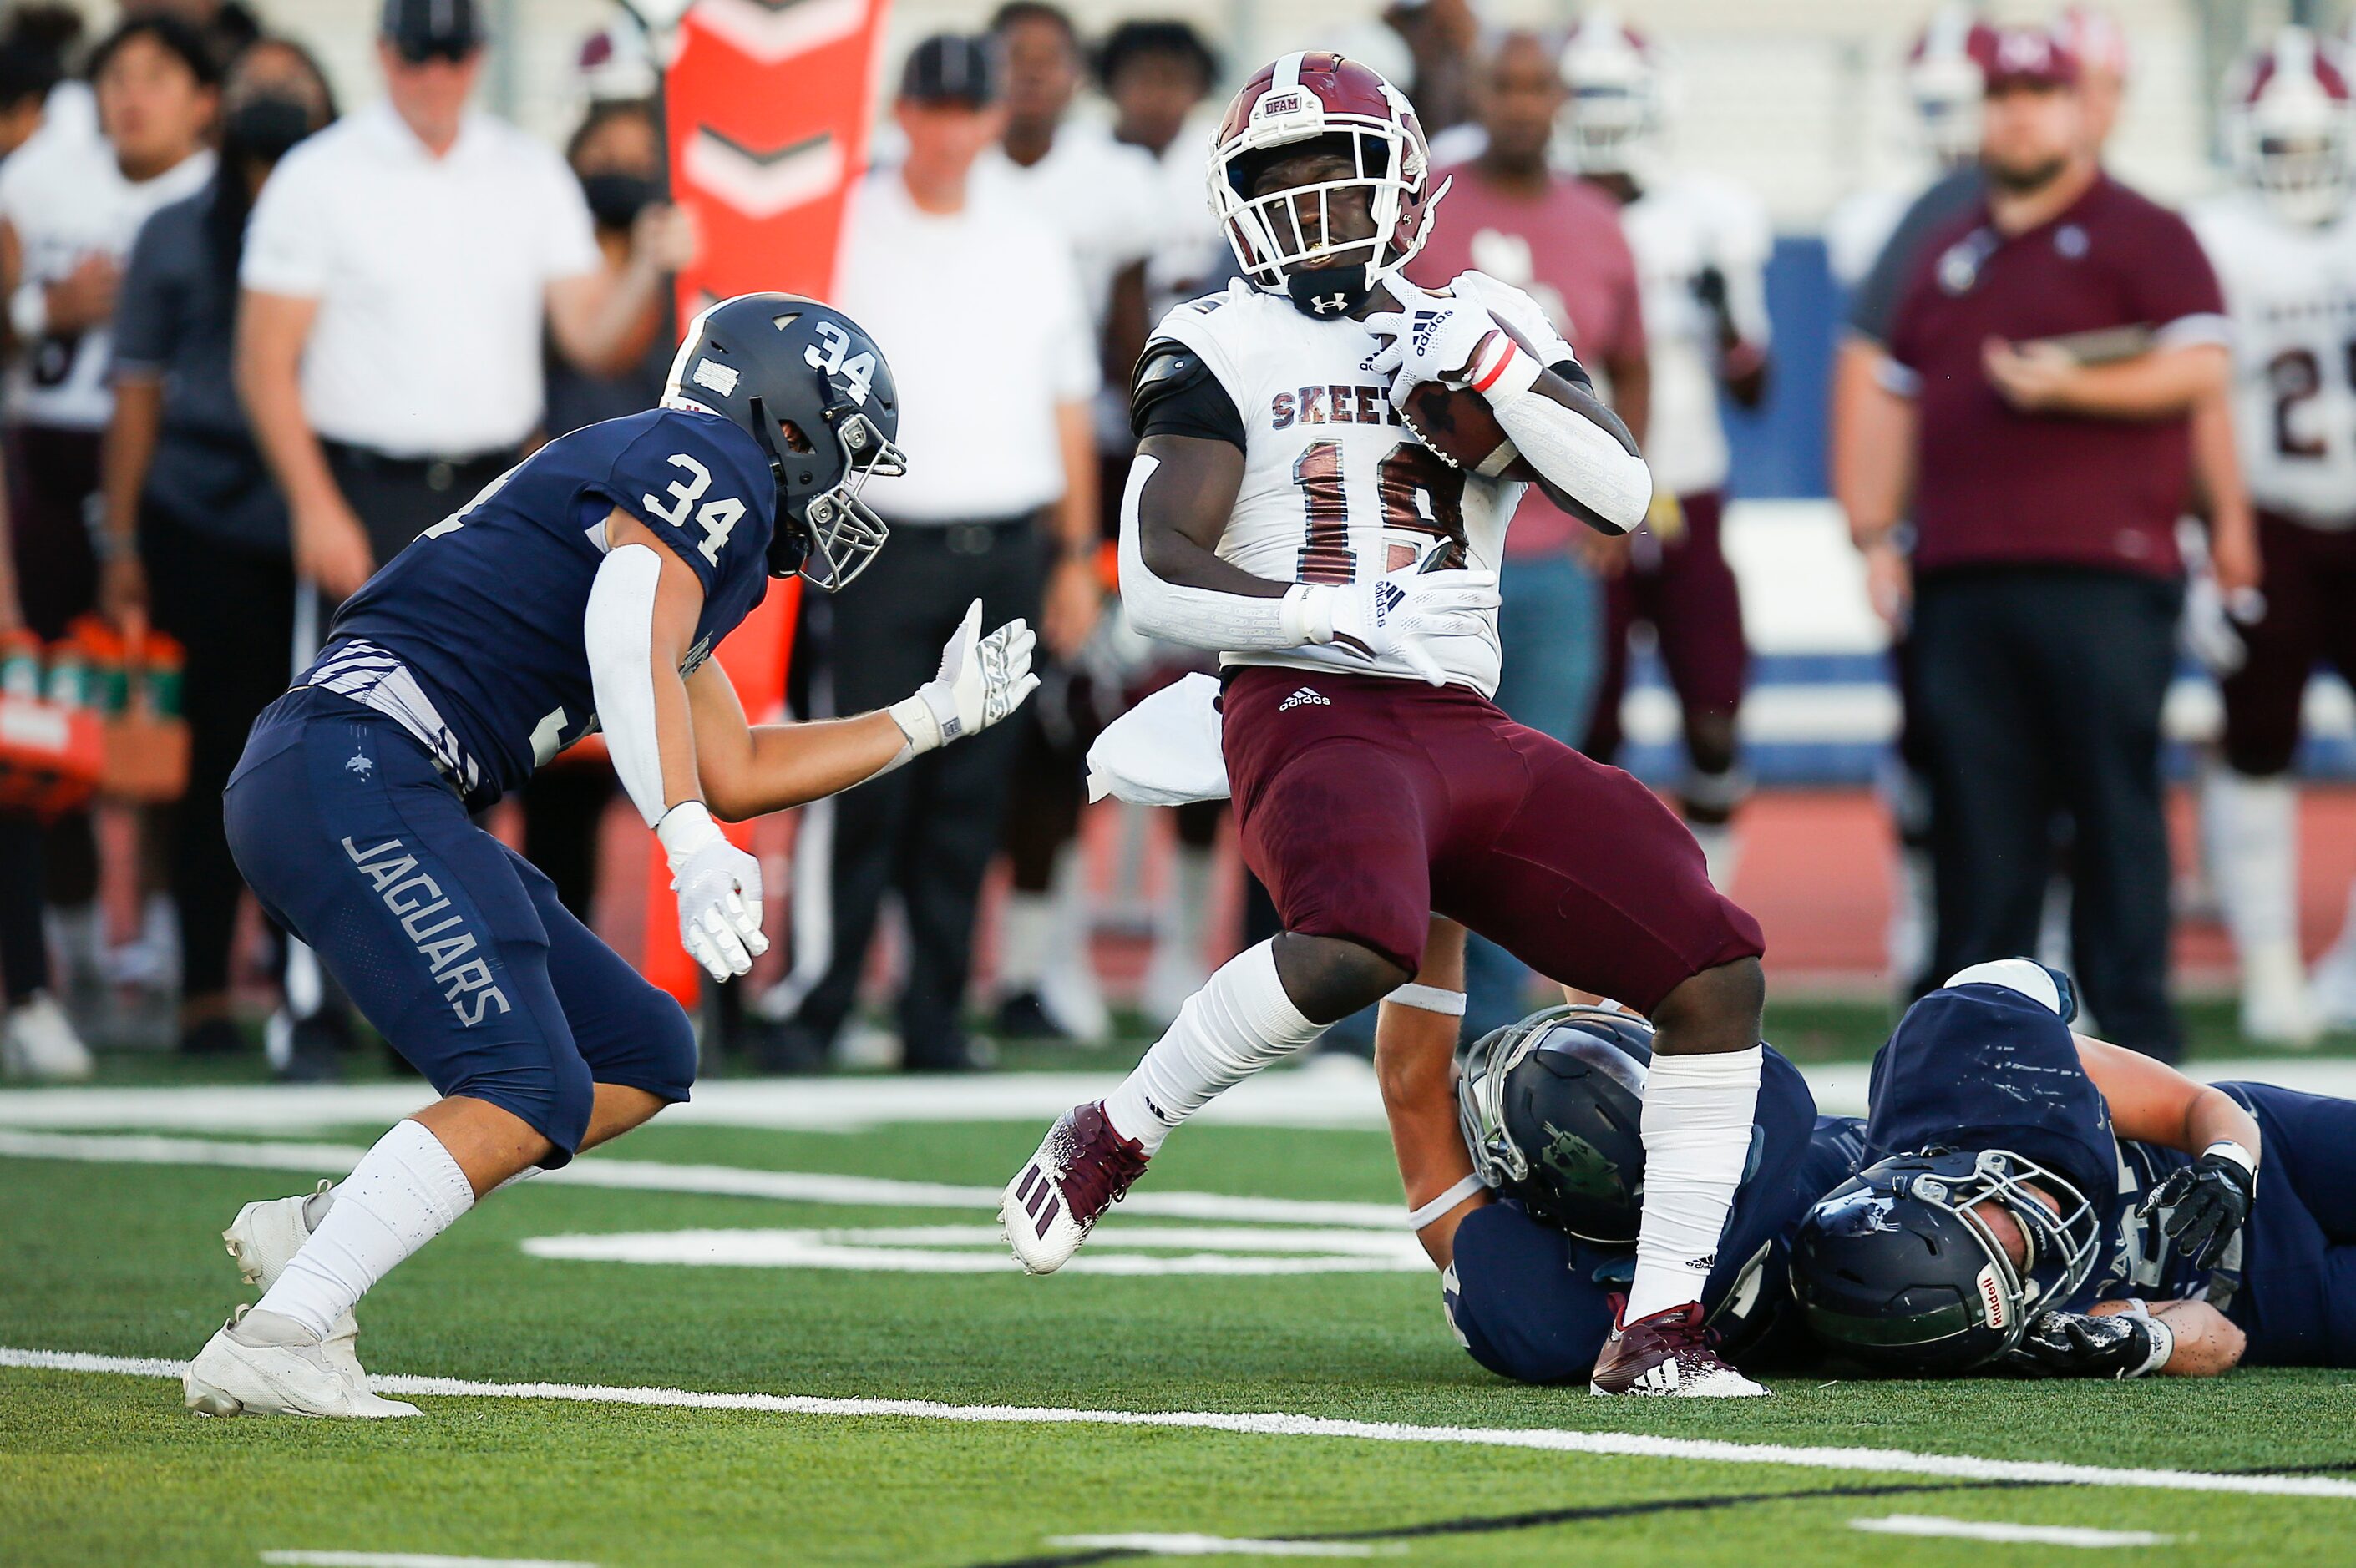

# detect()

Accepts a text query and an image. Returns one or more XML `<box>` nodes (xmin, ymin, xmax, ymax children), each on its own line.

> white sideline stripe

<box><xmin>261</xmin><ymin>1554</ymin><xmax>598</xmax><ymax>1568</ymax></box>
<box><xmin>1850</xmin><ymin>1515</ymin><xmax>2181</xmax><ymax>1547</ymax></box>
<box><xmin>0</xmin><ymin>1130</ymin><xmax>1404</xmax><ymax>1230</ymax></box>
<box><xmin>8</xmin><ymin>1060</ymin><xmax>2356</xmax><ymax>1133</ymax></box>
<box><xmin>8</xmin><ymin>1347</ymin><xmax>2356</xmax><ymax>1501</ymax></box>
<box><xmin>1046</xmin><ymin>1535</ymin><xmax>1397</xmax><ymax>1558</ymax></box>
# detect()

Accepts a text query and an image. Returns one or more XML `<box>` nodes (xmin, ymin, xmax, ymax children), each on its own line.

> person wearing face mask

<box><xmin>96</xmin><ymin>37</ymin><xmax>335</xmax><ymax>1061</ymax></box>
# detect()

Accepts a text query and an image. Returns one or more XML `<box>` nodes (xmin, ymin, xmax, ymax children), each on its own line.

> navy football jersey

<box><xmin>317</xmin><ymin>408</ymin><xmax>775</xmax><ymax>805</ymax></box>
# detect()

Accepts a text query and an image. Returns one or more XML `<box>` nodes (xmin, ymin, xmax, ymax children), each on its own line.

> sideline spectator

<box><xmin>527</xmin><ymin>94</ymin><xmax>700</xmax><ymax>921</ymax></box>
<box><xmin>764</xmin><ymin>35</ymin><xmax>1097</xmax><ymax>1073</ymax></box>
<box><xmin>98</xmin><ymin>37</ymin><xmax>335</xmax><ymax>1060</ymax></box>
<box><xmin>1855</xmin><ymin>28</ymin><xmax>2226</xmax><ymax>1061</ymax></box>
<box><xmin>236</xmin><ymin>0</ymin><xmax>670</xmax><ymax>1070</ymax></box>
<box><xmin>0</xmin><ymin>13</ymin><xmax>218</xmax><ymax>997</ymax></box>
<box><xmin>1408</xmin><ymin>29</ymin><xmax>1651</xmax><ymax>1040</ymax></box>
<box><xmin>976</xmin><ymin>2</ymin><xmax>1121</xmax><ymax>1042</ymax></box>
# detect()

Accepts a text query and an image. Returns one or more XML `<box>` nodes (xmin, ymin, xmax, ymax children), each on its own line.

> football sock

<box><xmin>1690</xmin><ymin>822</ymin><xmax>1739</xmax><ymax>894</ymax></box>
<box><xmin>997</xmin><ymin>890</ymin><xmax>1054</xmax><ymax>994</ymax></box>
<box><xmin>1102</xmin><ymin>938</ymin><xmax>1325</xmax><ymax>1155</ymax></box>
<box><xmin>1625</xmin><ymin>1044</ymin><xmax>1761</xmax><ymax>1323</ymax></box>
<box><xmin>256</xmin><ymin>1118</ymin><xmax>475</xmax><ymax>1343</ymax></box>
<box><xmin>2206</xmin><ymin>768</ymin><xmax>2298</xmax><ymax>953</ymax></box>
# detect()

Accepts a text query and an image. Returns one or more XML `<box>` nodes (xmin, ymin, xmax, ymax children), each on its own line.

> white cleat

<box><xmin>222</xmin><ymin>1185</ymin><xmax>408</xmax><ymax>1414</ymax></box>
<box><xmin>1588</xmin><ymin>1302</ymin><xmax>1770</xmax><ymax>1398</ymax></box>
<box><xmin>1</xmin><ymin>992</ymin><xmax>92</xmax><ymax>1081</ymax></box>
<box><xmin>184</xmin><ymin>1307</ymin><xmax>418</xmax><ymax>1419</ymax></box>
<box><xmin>1001</xmin><ymin>1102</ymin><xmax>1149</xmax><ymax>1275</ymax></box>
<box><xmin>2241</xmin><ymin>943</ymin><xmax>2321</xmax><ymax>1049</ymax></box>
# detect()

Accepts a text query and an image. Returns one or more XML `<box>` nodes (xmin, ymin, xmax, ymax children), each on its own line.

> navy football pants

<box><xmin>226</xmin><ymin>689</ymin><xmax>697</xmax><ymax>1164</ymax></box>
<box><xmin>2218</xmin><ymin>1081</ymin><xmax>2356</xmax><ymax>1368</ymax></box>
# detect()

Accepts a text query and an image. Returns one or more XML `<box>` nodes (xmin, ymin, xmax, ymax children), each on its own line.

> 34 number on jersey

<box><xmin>1291</xmin><ymin>439</ymin><xmax>1467</xmax><ymax>584</ymax></box>
<box><xmin>643</xmin><ymin>453</ymin><xmax>747</xmax><ymax>565</ymax></box>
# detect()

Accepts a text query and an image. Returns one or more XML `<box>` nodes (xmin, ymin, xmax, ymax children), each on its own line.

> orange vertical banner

<box><xmin>645</xmin><ymin>0</ymin><xmax>891</xmax><ymax>1003</ymax></box>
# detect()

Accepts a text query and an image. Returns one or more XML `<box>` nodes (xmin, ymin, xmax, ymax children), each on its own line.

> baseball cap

<box><xmin>1973</xmin><ymin>25</ymin><xmax>2080</xmax><ymax>90</ymax></box>
<box><xmin>383</xmin><ymin>0</ymin><xmax>483</xmax><ymax>64</ymax></box>
<box><xmin>899</xmin><ymin>33</ymin><xmax>999</xmax><ymax>107</ymax></box>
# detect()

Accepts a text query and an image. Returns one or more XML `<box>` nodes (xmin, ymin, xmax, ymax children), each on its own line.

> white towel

<box><xmin>1085</xmin><ymin>673</ymin><xmax>1231</xmax><ymax>806</ymax></box>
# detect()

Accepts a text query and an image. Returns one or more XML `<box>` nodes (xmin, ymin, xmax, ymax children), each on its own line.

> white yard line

<box><xmin>0</xmin><ymin>1130</ymin><xmax>1404</xmax><ymax>1230</ymax></box>
<box><xmin>1046</xmin><ymin>1536</ymin><xmax>1398</xmax><ymax>1558</ymax></box>
<box><xmin>261</xmin><ymin>1554</ymin><xmax>599</xmax><ymax>1568</ymax></box>
<box><xmin>8</xmin><ymin>1346</ymin><xmax>2354</xmax><ymax>1501</ymax></box>
<box><xmin>4</xmin><ymin>1060</ymin><xmax>2353</xmax><ymax>1133</ymax></box>
<box><xmin>1849</xmin><ymin>1514</ymin><xmax>2182</xmax><ymax>1547</ymax></box>
<box><xmin>518</xmin><ymin>1225</ymin><xmax>1430</xmax><ymax>1275</ymax></box>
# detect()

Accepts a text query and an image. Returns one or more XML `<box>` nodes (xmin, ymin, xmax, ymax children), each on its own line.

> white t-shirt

<box><xmin>241</xmin><ymin>101</ymin><xmax>600</xmax><ymax>457</ymax></box>
<box><xmin>974</xmin><ymin>120</ymin><xmax>1164</xmax><ymax>331</ymax></box>
<box><xmin>0</xmin><ymin>134</ymin><xmax>214</xmax><ymax>431</ymax></box>
<box><xmin>834</xmin><ymin>169</ymin><xmax>1099</xmax><ymax>523</ymax></box>
<box><xmin>2190</xmin><ymin>188</ymin><xmax>2356</xmax><ymax>529</ymax></box>
<box><xmin>1619</xmin><ymin>171</ymin><xmax>1774</xmax><ymax>498</ymax></box>
<box><xmin>1148</xmin><ymin>271</ymin><xmax>1573</xmax><ymax>700</ymax></box>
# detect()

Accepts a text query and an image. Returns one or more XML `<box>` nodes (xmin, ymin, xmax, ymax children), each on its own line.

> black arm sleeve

<box><xmin>1549</xmin><ymin>357</ymin><xmax>1594</xmax><ymax>393</ymax></box>
<box><xmin>1131</xmin><ymin>339</ymin><xmax>1246</xmax><ymax>449</ymax></box>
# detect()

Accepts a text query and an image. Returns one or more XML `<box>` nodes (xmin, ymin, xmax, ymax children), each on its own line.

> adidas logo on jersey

<box><xmin>1278</xmin><ymin>686</ymin><xmax>1331</xmax><ymax>712</ymax></box>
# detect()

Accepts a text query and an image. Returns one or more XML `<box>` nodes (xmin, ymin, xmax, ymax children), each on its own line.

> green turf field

<box><xmin>6</xmin><ymin>1087</ymin><xmax>2356</xmax><ymax>1567</ymax></box>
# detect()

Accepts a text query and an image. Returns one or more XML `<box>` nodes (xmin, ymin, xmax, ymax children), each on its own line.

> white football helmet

<box><xmin>2225</xmin><ymin>28</ymin><xmax>2356</xmax><ymax>228</ymax></box>
<box><xmin>1557</xmin><ymin>9</ymin><xmax>1662</xmax><ymax>177</ymax></box>
<box><xmin>1907</xmin><ymin>5</ymin><xmax>1992</xmax><ymax>168</ymax></box>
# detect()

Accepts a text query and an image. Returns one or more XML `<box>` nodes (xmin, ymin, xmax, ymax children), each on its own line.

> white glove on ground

<box><xmin>889</xmin><ymin>598</ymin><xmax>1041</xmax><ymax>756</ymax></box>
<box><xmin>1360</xmin><ymin>281</ymin><xmax>1502</xmax><ymax>404</ymax></box>
<box><xmin>1293</xmin><ymin>559</ymin><xmax>1500</xmax><ymax>685</ymax></box>
<box><xmin>657</xmin><ymin>802</ymin><xmax>766</xmax><ymax>981</ymax></box>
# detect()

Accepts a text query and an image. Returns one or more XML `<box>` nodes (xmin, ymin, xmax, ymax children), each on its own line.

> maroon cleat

<box><xmin>1589</xmin><ymin>1298</ymin><xmax>1769</xmax><ymax>1397</ymax></box>
<box><xmin>1000</xmin><ymin>1101</ymin><xmax>1149</xmax><ymax>1273</ymax></box>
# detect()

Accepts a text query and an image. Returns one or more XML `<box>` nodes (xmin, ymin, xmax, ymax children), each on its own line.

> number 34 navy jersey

<box><xmin>316</xmin><ymin>407</ymin><xmax>777</xmax><ymax>807</ymax></box>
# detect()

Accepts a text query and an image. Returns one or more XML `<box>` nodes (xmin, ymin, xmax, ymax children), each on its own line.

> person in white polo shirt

<box><xmin>761</xmin><ymin>34</ymin><xmax>1099</xmax><ymax>1075</ymax></box>
<box><xmin>236</xmin><ymin>0</ymin><xmax>680</xmax><ymax>608</ymax></box>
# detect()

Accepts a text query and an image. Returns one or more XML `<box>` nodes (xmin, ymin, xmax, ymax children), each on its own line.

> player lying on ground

<box><xmin>1375</xmin><ymin>920</ymin><xmax>1862</xmax><ymax>1385</ymax></box>
<box><xmin>1001</xmin><ymin>52</ymin><xmax>1776</xmax><ymax>1399</ymax></box>
<box><xmin>183</xmin><ymin>295</ymin><xmax>1039</xmax><ymax>1419</ymax></box>
<box><xmin>1787</xmin><ymin>959</ymin><xmax>2330</xmax><ymax>1378</ymax></box>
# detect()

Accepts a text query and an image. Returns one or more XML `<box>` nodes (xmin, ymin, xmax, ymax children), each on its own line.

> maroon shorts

<box><xmin>1220</xmin><ymin>666</ymin><xmax>1765</xmax><ymax>1013</ymax></box>
<box><xmin>2221</xmin><ymin>513</ymin><xmax>2356</xmax><ymax>777</ymax></box>
<box><xmin>1585</xmin><ymin>489</ymin><xmax>1749</xmax><ymax>765</ymax></box>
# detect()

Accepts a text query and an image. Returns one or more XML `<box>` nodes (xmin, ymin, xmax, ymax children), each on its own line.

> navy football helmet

<box><xmin>663</xmin><ymin>292</ymin><xmax>905</xmax><ymax>588</ymax></box>
<box><xmin>1456</xmin><ymin>1004</ymin><xmax>1657</xmax><ymax>1243</ymax></box>
<box><xmin>1790</xmin><ymin>1148</ymin><xmax>2101</xmax><ymax>1374</ymax></box>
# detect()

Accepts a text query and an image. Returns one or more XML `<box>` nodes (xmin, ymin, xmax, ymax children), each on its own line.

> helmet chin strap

<box><xmin>1284</xmin><ymin>262</ymin><xmax>1374</xmax><ymax>319</ymax></box>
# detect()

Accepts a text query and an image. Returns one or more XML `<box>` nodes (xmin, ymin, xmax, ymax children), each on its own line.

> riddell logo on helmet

<box><xmin>1975</xmin><ymin>1262</ymin><xmax>2009</xmax><ymax>1329</ymax></box>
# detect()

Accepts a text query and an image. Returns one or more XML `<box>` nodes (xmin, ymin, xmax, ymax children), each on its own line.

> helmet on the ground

<box><xmin>662</xmin><ymin>292</ymin><xmax>905</xmax><ymax>588</ymax></box>
<box><xmin>1455</xmin><ymin>1004</ymin><xmax>1658</xmax><ymax>1243</ymax></box>
<box><xmin>1790</xmin><ymin>1148</ymin><xmax>2100</xmax><ymax>1373</ymax></box>
<box><xmin>1907</xmin><ymin>6</ymin><xmax>1994</xmax><ymax>167</ymax></box>
<box><xmin>1207</xmin><ymin>50</ymin><xmax>1444</xmax><ymax>319</ymax></box>
<box><xmin>2224</xmin><ymin>28</ymin><xmax>2356</xmax><ymax>227</ymax></box>
<box><xmin>1556</xmin><ymin>10</ymin><xmax>1663</xmax><ymax>176</ymax></box>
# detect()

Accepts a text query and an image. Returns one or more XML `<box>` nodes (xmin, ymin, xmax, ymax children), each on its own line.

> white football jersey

<box><xmin>2189</xmin><ymin>189</ymin><xmax>2356</xmax><ymax>529</ymax></box>
<box><xmin>1148</xmin><ymin>271</ymin><xmax>1574</xmax><ymax>698</ymax></box>
<box><xmin>0</xmin><ymin>135</ymin><xmax>213</xmax><ymax>432</ymax></box>
<box><xmin>1618</xmin><ymin>173</ymin><xmax>1773</xmax><ymax>498</ymax></box>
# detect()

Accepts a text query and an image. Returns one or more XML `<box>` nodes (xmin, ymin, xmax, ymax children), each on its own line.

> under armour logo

<box><xmin>1311</xmin><ymin>291</ymin><xmax>1348</xmax><ymax>315</ymax></box>
<box><xmin>346</xmin><ymin>753</ymin><xmax>372</xmax><ymax>778</ymax></box>
<box><xmin>1277</xmin><ymin>686</ymin><xmax>1331</xmax><ymax>713</ymax></box>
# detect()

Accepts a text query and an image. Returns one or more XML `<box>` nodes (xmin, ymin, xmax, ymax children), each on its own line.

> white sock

<box><xmin>998</xmin><ymin>891</ymin><xmax>1054</xmax><ymax>994</ymax></box>
<box><xmin>2206</xmin><ymin>769</ymin><xmax>2298</xmax><ymax>953</ymax></box>
<box><xmin>1626</xmin><ymin>1044</ymin><xmax>1762</xmax><ymax>1323</ymax></box>
<box><xmin>256</xmin><ymin>1119</ymin><xmax>475</xmax><ymax>1342</ymax></box>
<box><xmin>1163</xmin><ymin>844</ymin><xmax>1214</xmax><ymax>955</ymax></box>
<box><xmin>1102</xmin><ymin>939</ymin><xmax>1325</xmax><ymax>1155</ymax></box>
<box><xmin>1690</xmin><ymin>822</ymin><xmax>1740</xmax><ymax>893</ymax></box>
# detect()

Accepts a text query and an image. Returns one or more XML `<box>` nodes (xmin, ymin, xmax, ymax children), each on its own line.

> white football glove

<box><xmin>1360</xmin><ymin>281</ymin><xmax>1502</xmax><ymax>407</ymax></box>
<box><xmin>1295</xmin><ymin>559</ymin><xmax>1500</xmax><ymax>686</ymax></box>
<box><xmin>656</xmin><ymin>802</ymin><xmax>767</xmax><ymax>982</ymax></box>
<box><xmin>889</xmin><ymin>598</ymin><xmax>1041</xmax><ymax>755</ymax></box>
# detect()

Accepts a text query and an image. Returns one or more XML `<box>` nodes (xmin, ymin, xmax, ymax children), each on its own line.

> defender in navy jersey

<box><xmin>1792</xmin><ymin>959</ymin><xmax>2356</xmax><ymax>1378</ymax></box>
<box><xmin>184</xmin><ymin>295</ymin><xmax>1040</xmax><ymax>1419</ymax></box>
<box><xmin>1369</xmin><ymin>921</ymin><xmax>1864</xmax><ymax>1388</ymax></box>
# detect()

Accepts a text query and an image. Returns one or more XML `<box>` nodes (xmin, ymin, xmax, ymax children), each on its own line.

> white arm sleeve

<box><xmin>1117</xmin><ymin>453</ymin><xmax>1328</xmax><ymax>652</ymax></box>
<box><xmin>1490</xmin><ymin>391</ymin><xmax>1654</xmax><ymax>536</ymax></box>
<box><xmin>584</xmin><ymin>543</ymin><xmax>670</xmax><ymax>827</ymax></box>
